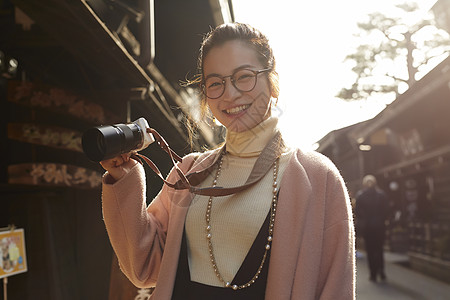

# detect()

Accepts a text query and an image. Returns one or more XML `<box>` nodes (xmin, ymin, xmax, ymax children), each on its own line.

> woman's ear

<box><xmin>268</xmin><ymin>71</ymin><xmax>280</xmax><ymax>99</ymax></box>
<box><xmin>271</xmin><ymin>86</ymin><xmax>279</xmax><ymax>101</ymax></box>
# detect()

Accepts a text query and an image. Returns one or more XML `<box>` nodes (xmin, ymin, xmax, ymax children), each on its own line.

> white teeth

<box><xmin>226</xmin><ymin>105</ymin><xmax>250</xmax><ymax>114</ymax></box>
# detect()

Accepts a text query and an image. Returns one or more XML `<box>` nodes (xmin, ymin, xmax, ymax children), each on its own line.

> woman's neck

<box><xmin>225</xmin><ymin>117</ymin><xmax>279</xmax><ymax>158</ymax></box>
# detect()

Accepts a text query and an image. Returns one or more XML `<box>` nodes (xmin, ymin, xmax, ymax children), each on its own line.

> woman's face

<box><xmin>203</xmin><ymin>40</ymin><xmax>272</xmax><ymax>132</ymax></box>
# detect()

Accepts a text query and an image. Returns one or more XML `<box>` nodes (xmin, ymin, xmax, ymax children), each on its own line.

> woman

<box><xmin>101</xmin><ymin>23</ymin><xmax>355</xmax><ymax>299</ymax></box>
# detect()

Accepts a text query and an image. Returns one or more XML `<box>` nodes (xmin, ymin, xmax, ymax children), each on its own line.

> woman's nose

<box><xmin>222</xmin><ymin>78</ymin><xmax>240</xmax><ymax>101</ymax></box>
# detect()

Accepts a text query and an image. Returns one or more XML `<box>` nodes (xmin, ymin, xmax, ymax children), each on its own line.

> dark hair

<box><xmin>196</xmin><ymin>22</ymin><xmax>279</xmax><ymax>115</ymax></box>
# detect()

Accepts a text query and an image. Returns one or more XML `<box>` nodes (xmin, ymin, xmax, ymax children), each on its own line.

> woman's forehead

<box><xmin>203</xmin><ymin>40</ymin><xmax>262</xmax><ymax>75</ymax></box>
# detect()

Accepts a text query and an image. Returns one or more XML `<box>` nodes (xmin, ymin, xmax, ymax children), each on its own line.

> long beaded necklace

<box><xmin>205</xmin><ymin>154</ymin><xmax>280</xmax><ymax>290</ymax></box>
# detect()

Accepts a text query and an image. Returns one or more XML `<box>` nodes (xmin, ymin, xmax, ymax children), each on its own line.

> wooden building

<box><xmin>317</xmin><ymin>53</ymin><xmax>450</xmax><ymax>283</ymax></box>
<box><xmin>0</xmin><ymin>0</ymin><xmax>232</xmax><ymax>299</ymax></box>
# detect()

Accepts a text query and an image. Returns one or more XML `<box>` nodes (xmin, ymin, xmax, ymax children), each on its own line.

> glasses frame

<box><xmin>202</xmin><ymin>68</ymin><xmax>271</xmax><ymax>99</ymax></box>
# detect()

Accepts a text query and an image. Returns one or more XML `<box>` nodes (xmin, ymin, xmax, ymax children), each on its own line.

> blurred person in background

<box><xmin>356</xmin><ymin>174</ymin><xmax>389</xmax><ymax>282</ymax></box>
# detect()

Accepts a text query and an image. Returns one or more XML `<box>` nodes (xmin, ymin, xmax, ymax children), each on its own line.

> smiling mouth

<box><xmin>225</xmin><ymin>104</ymin><xmax>251</xmax><ymax>115</ymax></box>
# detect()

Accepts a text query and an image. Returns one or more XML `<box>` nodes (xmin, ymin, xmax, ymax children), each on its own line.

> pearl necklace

<box><xmin>205</xmin><ymin>154</ymin><xmax>280</xmax><ymax>290</ymax></box>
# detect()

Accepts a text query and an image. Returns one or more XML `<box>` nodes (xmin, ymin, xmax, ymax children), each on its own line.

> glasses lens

<box><xmin>233</xmin><ymin>69</ymin><xmax>257</xmax><ymax>92</ymax></box>
<box><xmin>204</xmin><ymin>76</ymin><xmax>224</xmax><ymax>99</ymax></box>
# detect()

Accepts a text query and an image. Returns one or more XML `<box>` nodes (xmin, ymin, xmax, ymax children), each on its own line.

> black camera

<box><xmin>82</xmin><ymin>117</ymin><xmax>155</xmax><ymax>162</ymax></box>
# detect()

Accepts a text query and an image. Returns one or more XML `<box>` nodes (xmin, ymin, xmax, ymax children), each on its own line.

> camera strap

<box><xmin>133</xmin><ymin>128</ymin><xmax>285</xmax><ymax>197</ymax></box>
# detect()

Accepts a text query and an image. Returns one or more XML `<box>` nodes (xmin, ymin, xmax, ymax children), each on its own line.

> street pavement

<box><xmin>356</xmin><ymin>251</ymin><xmax>450</xmax><ymax>300</ymax></box>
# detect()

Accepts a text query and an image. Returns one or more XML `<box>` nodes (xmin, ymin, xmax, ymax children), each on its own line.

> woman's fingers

<box><xmin>101</xmin><ymin>156</ymin><xmax>122</xmax><ymax>170</ymax></box>
<box><xmin>120</xmin><ymin>153</ymin><xmax>132</xmax><ymax>163</ymax></box>
<box><xmin>100</xmin><ymin>153</ymin><xmax>130</xmax><ymax>168</ymax></box>
<box><xmin>112</xmin><ymin>155</ymin><xmax>124</xmax><ymax>167</ymax></box>
<box><xmin>99</xmin><ymin>152</ymin><xmax>138</xmax><ymax>181</ymax></box>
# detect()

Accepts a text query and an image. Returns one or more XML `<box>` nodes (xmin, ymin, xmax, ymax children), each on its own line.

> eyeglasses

<box><xmin>202</xmin><ymin>68</ymin><xmax>271</xmax><ymax>99</ymax></box>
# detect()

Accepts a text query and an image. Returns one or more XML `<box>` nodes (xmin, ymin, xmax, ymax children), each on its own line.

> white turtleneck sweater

<box><xmin>185</xmin><ymin>117</ymin><xmax>293</xmax><ymax>287</ymax></box>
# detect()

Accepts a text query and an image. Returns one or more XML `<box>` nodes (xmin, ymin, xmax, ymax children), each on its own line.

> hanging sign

<box><xmin>7</xmin><ymin>81</ymin><xmax>120</xmax><ymax>124</ymax></box>
<box><xmin>7</xmin><ymin>122</ymin><xmax>83</xmax><ymax>152</ymax></box>
<box><xmin>8</xmin><ymin>163</ymin><xmax>102</xmax><ymax>189</ymax></box>
<box><xmin>0</xmin><ymin>228</ymin><xmax>28</xmax><ymax>279</ymax></box>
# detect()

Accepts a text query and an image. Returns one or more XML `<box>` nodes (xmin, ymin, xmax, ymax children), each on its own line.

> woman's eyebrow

<box><xmin>233</xmin><ymin>64</ymin><xmax>255</xmax><ymax>72</ymax></box>
<box><xmin>204</xmin><ymin>72</ymin><xmax>222</xmax><ymax>79</ymax></box>
<box><xmin>204</xmin><ymin>64</ymin><xmax>258</xmax><ymax>79</ymax></box>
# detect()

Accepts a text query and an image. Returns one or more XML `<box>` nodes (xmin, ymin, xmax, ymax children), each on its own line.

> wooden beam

<box><xmin>11</xmin><ymin>0</ymin><xmax>152</xmax><ymax>88</ymax></box>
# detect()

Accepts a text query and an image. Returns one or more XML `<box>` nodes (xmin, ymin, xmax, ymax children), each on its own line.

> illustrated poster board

<box><xmin>0</xmin><ymin>229</ymin><xmax>28</xmax><ymax>279</ymax></box>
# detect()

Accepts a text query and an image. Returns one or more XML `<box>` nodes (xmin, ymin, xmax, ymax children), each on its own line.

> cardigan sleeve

<box><xmin>101</xmin><ymin>153</ymin><xmax>198</xmax><ymax>287</ymax></box>
<box><xmin>316</xmin><ymin>166</ymin><xmax>356</xmax><ymax>300</ymax></box>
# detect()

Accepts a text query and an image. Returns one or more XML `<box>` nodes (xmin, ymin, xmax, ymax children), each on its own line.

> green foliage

<box><xmin>337</xmin><ymin>1</ymin><xmax>450</xmax><ymax>102</ymax></box>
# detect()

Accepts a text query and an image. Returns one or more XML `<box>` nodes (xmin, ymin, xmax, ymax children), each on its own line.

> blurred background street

<box><xmin>356</xmin><ymin>251</ymin><xmax>450</xmax><ymax>299</ymax></box>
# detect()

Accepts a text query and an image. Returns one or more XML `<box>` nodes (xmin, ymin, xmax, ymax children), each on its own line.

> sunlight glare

<box><xmin>232</xmin><ymin>0</ymin><xmax>440</xmax><ymax>149</ymax></box>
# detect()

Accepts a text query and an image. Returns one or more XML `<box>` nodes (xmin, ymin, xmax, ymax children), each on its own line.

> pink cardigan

<box><xmin>102</xmin><ymin>148</ymin><xmax>355</xmax><ymax>299</ymax></box>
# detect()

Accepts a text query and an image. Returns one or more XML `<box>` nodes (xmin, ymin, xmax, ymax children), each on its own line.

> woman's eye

<box><xmin>235</xmin><ymin>72</ymin><xmax>254</xmax><ymax>81</ymax></box>
<box><xmin>208</xmin><ymin>81</ymin><xmax>222</xmax><ymax>88</ymax></box>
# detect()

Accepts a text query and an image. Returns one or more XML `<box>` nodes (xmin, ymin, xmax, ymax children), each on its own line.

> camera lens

<box><xmin>96</xmin><ymin>133</ymin><xmax>106</xmax><ymax>155</ymax></box>
<box><xmin>82</xmin><ymin>122</ymin><xmax>143</xmax><ymax>162</ymax></box>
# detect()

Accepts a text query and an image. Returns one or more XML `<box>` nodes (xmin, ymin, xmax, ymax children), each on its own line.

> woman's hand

<box><xmin>100</xmin><ymin>153</ymin><xmax>138</xmax><ymax>182</ymax></box>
